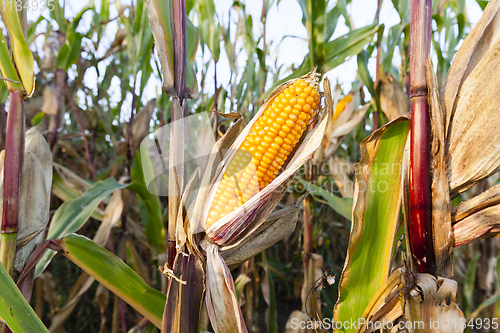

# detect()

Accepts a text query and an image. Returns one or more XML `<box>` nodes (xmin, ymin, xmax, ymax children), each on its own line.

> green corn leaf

<box><xmin>0</xmin><ymin>262</ymin><xmax>49</xmax><ymax>332</ymax></box>
<box><xmin>0</xmin><ymin>31</ymin><xmax>22</xmax><ymax>92</ymax></box>
<box><xmin>56</xmin><ymin>234</ymin><xmax>166</xmax><ymax>328</ymax></box>
<box><xmin>295</xmin><ymin>178</ymin><xmax>353</xmax><ymax>221</ymax></box>
<box><xmin>144</xmin><ymin>0</ymin><xmax>199</xmax><ymax>98</ymax></box>
<box><xmin>334</xmin><ymin>118</ymin><xmax>410</xmax><ymax>333</ymax></box>
<box><xmin>357</xmin><ymin>49</ymin><xmax>375</xmax><ymax>97</ymax></box>
<box><xmin>297</xmin><ymin>0</ymin><xmax>327</xmax><ymax>69</ymax></box>
<box><xmin>271</xmin><ymin>24</ymin><xmax>380</xmax><ymax>91</ymax></box>
<box><xmin>130</xmin><ymin>153</ymin><xmax>165</xmax><ymax>253</ymax></box>
<box><xmin>55</xmin><ymin>5</ymin><xmax>92</xmax><ymax>71</ymax></box>
<box><xmin>35</xmin><ymin>178</ymin><xmax>129</xmax><ymax>277</ymax></box>
<box><xmin>0</xmin><ymin>4</ymin><xmax>34</xmax><ymax>95</ymax></box>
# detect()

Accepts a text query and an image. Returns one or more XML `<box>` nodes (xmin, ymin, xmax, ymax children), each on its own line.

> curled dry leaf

<box><xmin>201</xmin><ymin>240</ymin><xmax>247</xmax><ymax>333</ymax></box>
<box><xmin>220</xmin><ymin>200</ymin><xmax>301</xmax><ymax>269</ymax></box>
<box><xmin>442</xmin><ymin>0</ymin><xmax>500</xmax><ymax>196</ymax></box>
<box><xmin>41</xmin><ymin>85</ymin><xmax>58</xmax><ymax>116</ymax></box>
<box><xmin>355</xmin><ymin>268</ymin><xmax>404</xmax><ymax>333</ymax></box>
<box><xmin>0</xmin><ymin>128</ymin><xmax>53</xmax><ymax>276</ymax></box>
<box><xmin>403</xmin><ymin>274</ymin><xmax>464</xmax><ymax>333</ymax></box>
<box><xmin>124</xmin><ymin>99</ymin><xmax>156</xmax><ymax>152</ymax></box>
<box><xmin>452</xmin><ymin>204</ymin><xmax>500</xmax><ymax>247</ymax></box>
<box><xmin>379</xmin><ymin>73</ymin><xmax>409</xmax><ymax>121</ymax></box>
<box><xmin>329</xmin><ymin>157</ymin><xmax>355</xmax><ymax>198</ymax></box>
<box><xmin>451</xmin><ymin>183</ymin><xmax>500</xmax><ymax>223</ymax></box>
<box><xmin>427</xmin><ymin>61</ymin><xmax>453</xmax><ymax>278</ymax></box>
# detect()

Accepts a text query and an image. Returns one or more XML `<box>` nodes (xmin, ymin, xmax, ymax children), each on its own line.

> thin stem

<box><xmin>408</xmin><ymin>0</ymin><xmax>435</xmax><ymax>274</ymax></box>
<box><xmin>168</xmin><ymin>0</ymin><xmax>188</xmax><ymax>266</ymax></box>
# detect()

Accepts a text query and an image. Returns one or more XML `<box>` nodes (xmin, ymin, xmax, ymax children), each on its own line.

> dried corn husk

<box><xmin>0</xmin><ymin>128</ymin><xmax>53</xmax><ymax>276</ymax></box>
<box><xmin>220</xmin><ymin>197</ymin><xmax>302</xmax><ymax>269</ymax></box>
<box><xmin>202</xmin><ymin>240</ymin><xmax>247</xmax><ymax>333</ymax></box>
<box><xmin>314</xmin><ymin>86</ymin><xmax>368</xmax><ymax>162</ymax></box>
<box><xmin>379</xmin><ymin>73</ymin><xmax>409</xmax><ymax>121</ymax></box>
<box><xmin>124</xmin><ymin>99</ymin><xmax>156</xmax><ymax>153</ymax></box>
<box><xmin>403</xmin><ymin>274</ymin><xmax>464</xmax><ymax>333</ymax></box>
<box><xmin>41</xmin><ymin>85</ymin><xmax>58</xmax><ymax>116</ymax></box>
<box><xmin>442</xmin><ymin>0</ymin><xmax>500</xmax><ymax>197</ymax></box>
<box><xmin>200</xmin><ymin>71</ymin><xmax>330</xmax><ymax>245</ymax></box>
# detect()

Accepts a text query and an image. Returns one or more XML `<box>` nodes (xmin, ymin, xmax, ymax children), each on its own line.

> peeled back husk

<box><xmin>442</xmin><ymin>0</ymin><xmax>500</xmax><ymax>197</ymax></box>
<box><xmin>0</xmin><ymin>128</ymin><xmax>53</xmax><ymax>276</ymax></box>
<box><xmin>201</xmin><ymin>71</ymin><xmax>330</xmax><ymax>246</ymax></box>
<box><xmin>403</xmin><ymin>274</ymin><xmax>464</xmax><ymax>333</ymax></box>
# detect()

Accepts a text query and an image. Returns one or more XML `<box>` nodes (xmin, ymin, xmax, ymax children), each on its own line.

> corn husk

<box><xmin>442</xmin><ymin>0</ymin><xmax>500</xmax><ymax>197</ymax></box>
<box><xmin>403</xmin><ymin>274</ymin><xmax>464</xmax><ymax>333</ymax></box>
<box><xmin>200</xmin><ymin>71</ymin><xmax>330</xmax><ymax>245</ymax></box>
<box><xmin>315</xmin><ymin>87</ymin><xmax>368</xmax><ymax>162</ymax></box>
<box><xmin>220</xmin><ymin>195</ymin><xmax>303</xmax><ymax>269</ymax></box>
<box><xmin>379</xmin><ymin>73</ymin><xmax>409</xmax><ymax>121</ymax></box>
<box><xmin>0</xmin><ymin>128</ymin><xmax>53</xmax><ymax>276</ymax></box>
<box><xmin>124</xmin><ymin>99</ymin><xmax>156</xmax><ymax>153</ymax></box>
<box><xmin>201</xmin><ymin>240</ymin><xmax>247</xmax><ymax>333</ymax></box>
<box><xmin>355</xmin><ymin>268</ymin><xmax>404</xmax><ymax>333</ymax></box>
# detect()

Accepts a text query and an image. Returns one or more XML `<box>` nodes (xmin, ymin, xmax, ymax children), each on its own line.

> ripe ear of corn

<box><xmin>206</xmin><ymin>78</ymin><xmax>320</xmax><ymax>228</ymax></box>
<box><xmin>334</xmin><ymin>94</ymin><xmax>353</xmax><ymax>120</ymax></box>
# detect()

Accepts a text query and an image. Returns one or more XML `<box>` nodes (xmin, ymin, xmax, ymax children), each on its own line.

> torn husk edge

<box><xmin>201</xmin><ymin>240</ymin><xmax>248</xmax><ymax>333</ymax></box>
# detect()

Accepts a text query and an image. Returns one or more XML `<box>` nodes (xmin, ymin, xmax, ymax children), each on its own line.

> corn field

<box><xmin>1</xmin><ymin>0</ymin><xmax>500</xmax><ymax>332</ymax></box>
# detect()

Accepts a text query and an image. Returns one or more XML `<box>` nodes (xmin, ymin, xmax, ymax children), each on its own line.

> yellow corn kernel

<box><xmin>334</xmin><ymin>94</ymin><xmax>353</xmax><ymax>120</ymax></box>
<box><xmin>206</xmin><ymin>79</ymin><xmax>319</xmax><ymax>228</ymax></box>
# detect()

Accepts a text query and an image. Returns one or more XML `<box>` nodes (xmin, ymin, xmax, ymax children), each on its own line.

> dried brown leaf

<box><xmin>41</xmin><ymin>85</ymin><xmax>58</xmax><ymax>116</ymax></box>
<box><xmin>202</xmin><ymin>241</ymin><xmax>247</xmax><ymax>333</ymax></box>
<box><xmin>441</xmin><ymin>0</ymin><xmax>500</xmax><ymax>134</ymax></box>
<box><xmin>453</xmin><ymin>204</ymin><xmax>500</xmax><ymax>247</ymax></box>
<box><xmin>125</xmin><ymin>99</ymin><xmax>156</xmax><ymax>152</ymax></box>
<box><xmin>427</xmin><ymin>60</ymin><xmax>453</xmax><ymax>278</ymax></box>
<box><xmin>220</xmin><ymin>202</ymin><xmax>299</xmax><ymax>269</ymax></box>
<box><xmin>404</xmin><ymin>274</ymin><xmax>464</xmax><ymax>333</ymax></box>
<box><xmin>380</xmin><ymin>73</ymin><xmax>410</xmax><ymax>121</ymax></box>
<box><xmin>444</xmin><ymin>1</ymin><xmax>500</xmax><ymax>196</ymax></box>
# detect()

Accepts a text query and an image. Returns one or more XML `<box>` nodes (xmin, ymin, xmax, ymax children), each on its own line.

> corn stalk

<box><xmin>408</xmin><ymin>0</ymin><xmax>436</xmax><ymax>274</ymax></box>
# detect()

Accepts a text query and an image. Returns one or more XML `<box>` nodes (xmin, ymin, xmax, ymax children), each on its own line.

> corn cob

<box><xmin>206</xmin><ymin>78</ymin><xmax>320</xmax><ymax>228</ymax></box>
<box><xmin>334</xmin><ymin>94</ymin><xmax>353</xmax><ymax>120</ymax></box>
